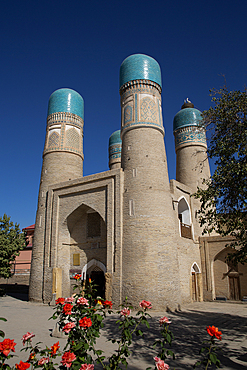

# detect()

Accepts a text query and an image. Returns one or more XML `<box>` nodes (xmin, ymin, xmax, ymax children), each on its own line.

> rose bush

<box><xmin>0</xmin><ymin>279</ymin><xmax>223</xmax><ymax>369</ymax></box>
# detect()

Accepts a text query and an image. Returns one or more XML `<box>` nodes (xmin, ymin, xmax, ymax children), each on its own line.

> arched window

<box><xmin>178</xmin><ymin>197</ymin><xmax>192</xmax><ymax>239</ymax></box>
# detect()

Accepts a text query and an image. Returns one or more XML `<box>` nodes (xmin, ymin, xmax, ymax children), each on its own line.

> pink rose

<box><xmin>154</xmin><ymin>357</ymin><xmax>169</xmax><ymax>370</ymax></box>
<box><xmin>77</xmin><ymin>297</ymin><xmax>89</xmax><ymax>306</ymax></box>
<box><xmin>21</xmin><ymin>332</ymin><xmax>35</xmax><ymax>345</ymax></box>
<box><xmin>65</xmin><ymin>297</ymin><xmax>74</xmax><ymax>303</ymax></box>
<box><xmin>79</xmin><ymin>365</ymin><xmax>94</xmax><ymax>370</ymax></box>
<box><xmin>38</xmin><ymin>358</ymin><xmax>49</xmax><ymax>365</ymax></box>
<box><xmin>139</xmin><ymin>300</ymin><xmax>152</xmax><ymax>309</ymax></box>
<box><xmin>62</xmin><ymin>322</ymin><xmax>76</xmax><ymax>333</ymax></box>
<box><xmin>159</xmin><ymin>316</ymin><xmax>171</xmax><ymax>325</ymax></box>
<box><xmin>61</xmin><ymin>351</ymin><xmax>76</xmax><ymax>368</ymax></box>
<box><xmin>120</xmin><ymin>307</ymin><xmax>131</xmax><ymax>316</ymax></box>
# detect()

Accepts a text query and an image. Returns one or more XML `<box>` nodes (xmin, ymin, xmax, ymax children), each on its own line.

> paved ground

<box><xmin>1</xmin><ymin>295</ymin><xmax>247</xmax><ymax>369</ymax></box>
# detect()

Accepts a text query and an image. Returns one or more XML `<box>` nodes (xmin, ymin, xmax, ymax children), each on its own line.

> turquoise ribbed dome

<box><xmin>173</xmin><ymin>107</ymin><xmax>202</xmax><ymax>132</ymax></box>
<box><xmin>120</xmin><ymin>54</ymin><xmax>162</xmax><ymax>89</ymax></box>
<box><xmin>48</xmin><ymin>88</ymin><xmax>84</xmax><ymax>119</ymax></box>
<box><xmin>109</xmin><ymin>130</ymin><xmax>122</xmax><ymax>147</ymax></box>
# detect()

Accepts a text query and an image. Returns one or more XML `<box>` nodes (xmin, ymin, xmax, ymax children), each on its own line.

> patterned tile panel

<box><xmin>65</xmin><ymin>128</ymin><xmax>80</xmax><ymax>150</ymax></box>
<box><xmin>48</xmin><ymin>131</ymin><xmax>59</xmax><ymax>148</ymax></box>
<box><xmin>124</xmin><ymin>105</ymin><xmax>133</xmax><ymax>124</ymax></box>
<box><xmin>174</xmin><ymin>126</ymin><xmax>207</xmax><ymax>148</ymax></box>
<box><xmin>140</xmin><ymin>97</ymin><xmax>157</xmax><ymax>122</ymax></box>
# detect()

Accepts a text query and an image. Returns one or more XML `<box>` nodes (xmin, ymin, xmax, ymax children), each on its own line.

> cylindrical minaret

<box><xmin>29</xmin><ymin>88</ymin><xmax>84</xmax><ymax>302</ymax></box>
<box><xmin>120</xmin><ymin>54</ymin><xmax>182</xmax><ymax>310</ymax></box>
<box><xmin>108</xmin><ymin>130</ymin><xmax>122</xmax><ymax>169</ymax></box>
<box><xmin>173</xmin><ymin>100</ymin><xmax>211</xmax><ymax>194</ymax></box>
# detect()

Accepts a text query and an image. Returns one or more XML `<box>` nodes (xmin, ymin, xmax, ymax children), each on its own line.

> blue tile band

<box><xmin>174</xmin><ymin>126</ymin><xmax>206</xmax><ymax>149</ymax></box>
<box><xmin>48</xmin><ymin>88</ymin><xmax>84</xmax><ymax>119</ymax></box>
<box><xmin>120</xmin><ymin>54</ymin><xmax>162</xmax><ymax>89</ymax></box>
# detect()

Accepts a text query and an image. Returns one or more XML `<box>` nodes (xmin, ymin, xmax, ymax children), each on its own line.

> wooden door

<box><xmin>192</xmin><ymin>272</ymin><xmax>197</xmax><ymax>301</ymax></box>
<box><xmin>229</xmin><ymin>276</ymin><xmax>240</xmax><ymax>300</ymax></box>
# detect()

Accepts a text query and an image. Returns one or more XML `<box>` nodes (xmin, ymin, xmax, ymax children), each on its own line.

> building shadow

<box><xmin>99</xmin><ymin>308</ymin><xmax>247</xmax><ymax>370</ymax></box>
<box><xmin>0</xmin><ymin>283</ymin><xmax>29</xmax><ymax>301</ymax></box>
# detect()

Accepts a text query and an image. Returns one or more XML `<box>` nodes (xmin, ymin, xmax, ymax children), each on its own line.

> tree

<box><xmin>195</xmin><ymin>87</ymin><xmax>247</xmax><ymax>264</ymax></box>
<box><xmin>0</xmin><ymin>214</ymin><xmax>26</xmax><ymax>278</ymax></box>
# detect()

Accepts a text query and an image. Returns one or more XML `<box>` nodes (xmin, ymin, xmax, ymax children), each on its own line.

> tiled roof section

<box><xmin>173</xmin><ymin>107</ymin><xmax>202</xmax><ymax>132</ymax></box>
<box><xmin>48</xmin><ymin>88</ymin><xmax>84</xmax><ymax>119</ymax></box>
<box><xmin>120</xmin><ymin>54</ymin><xmax>162</xmax><ymax>89</ymax></box>
<box><xmin>109</xmin><ymin>130</ymin><xmax>122</xmax><ymax>146</ymax></box>
<box><xmin>22</xmin><ymin>224</ymin><xmax>35</xmax><ymax>230</ymax></box>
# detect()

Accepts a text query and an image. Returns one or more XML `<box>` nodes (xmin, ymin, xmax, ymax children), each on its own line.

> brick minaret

<box><xmin>109</xmin><ymin>130</ymin><xmax>122</xmax><ymax>170</ymax></box>
<box><xmin>173</xmin><ymin>100</ymin><xmax>211</xmax><ymax>193</ymax></box>
<box><xmin>173</xmin><ymin>100</ymin><xmax>211</xmax><ymax>238</ymax></box>
<box><xmin>29</xmin><ymin>88</ymin><xmax>84</xmax><ymax>302</ymax></box>
<box><xmin>120</xmin><ymin>54</ymin><xmax>181</xmax><ymax>310</ymax></box>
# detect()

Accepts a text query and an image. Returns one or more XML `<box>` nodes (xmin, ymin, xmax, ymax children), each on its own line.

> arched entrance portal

<box><xmin>82</xmin><ymin>259</ymin><xmax>106</xmax><ymax>299</ymax></box>
<box><xmin>213</xmin><ymin>248</ymin><xmax>241</xmax><ymax>301</ymax></box>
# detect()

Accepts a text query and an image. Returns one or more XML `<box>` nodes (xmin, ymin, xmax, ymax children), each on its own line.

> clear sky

<box><xmin>1</xmin><ymin>0</ymin><xmax>246</xmax><ymax>229</ymax></box>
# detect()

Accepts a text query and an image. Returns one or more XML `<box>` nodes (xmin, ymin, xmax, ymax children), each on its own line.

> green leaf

<box><xmin>209</xmin><ymin>352</ymin><xmax>217</xmax><ymax>364</ymax></box>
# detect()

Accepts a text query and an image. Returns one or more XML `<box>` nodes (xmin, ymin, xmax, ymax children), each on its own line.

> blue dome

<box><xmin>109</xmin><ymin>130</ymin><xmax>122</xmax><ymax>147</ymax></box>
<box><xmin>173</xmin><ymin>108</ymin><xmax>202</xmax><ymax>132</ymax></box>
<box><xmin>48</xmin><ymin>88</ymin><xmax>84</xmax><ymax>119</ymax></box>
<box><xmin>120</xmin><ymin>54</ymin><xmax>162</xmax><ymax>89</ymax></box>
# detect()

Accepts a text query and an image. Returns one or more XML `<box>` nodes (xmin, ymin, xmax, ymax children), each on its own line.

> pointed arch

<box><xmin>82</xmin><ymin>259</ymin><xmax>106</xmax><ymax>279</ymax></box>
<box><xmin>178</xmin><ymin>196</ymin><xmax>191</xmax><ymax>225</ymax></box>
<box><xmin>191</xmin><ymin>262</ymin><xmax>201</xmax><ymax>273</ymax></box>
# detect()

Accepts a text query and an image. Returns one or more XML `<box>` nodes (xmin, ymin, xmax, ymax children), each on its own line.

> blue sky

<box><xmin>1</xmin><ymin>0</ymin><xmax>246</xmax><ymax>229</ymax></box>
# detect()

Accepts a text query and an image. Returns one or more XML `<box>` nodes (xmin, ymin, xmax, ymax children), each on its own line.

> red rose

<box><xmin>51</xmin><ymin>341</ymin><xmax>60</xmax><ymax>356</ymax></box>
<box><xmin>104</xmin><ymin>300</ymin><xmax>113</xmax><ymax>309</ymax></box>
<box><xmin>79</xmin><ymin>317</ymin><xmax>92</xmax><ymax>329</ymax></box>
<box><xmin>206</xmin><ymin>326</ymin><xmax>222</xmax><ymax>340</ymax></box>
<box><xmin>63</xmin><ymin>303</ymin><xmax>73</xmax><ymax>315</ymax></box>
<box><xmin>61</xmin><ymin>351</ymin><xmax>76</xmax><ymax>368</ymax></box>
<box><xmin>15</xmin><ymin>361</ymin><xmax>30</xmax><ymax>370</ymax></box>
<box><xmin>0</xmin><ymin>338</ymin><xmax>16</xmax><ymax>356</ymax></box>
<box><xmin>56</xmin><ymin>297</ymin><xmax>65</xmax><ymax>305</ymax></box>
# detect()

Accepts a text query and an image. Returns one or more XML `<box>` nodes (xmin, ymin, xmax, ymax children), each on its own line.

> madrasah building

<box><xmin>29</xmin><ymin>54</ymin><xmax>247</xmax><ymax>309</ymax></box>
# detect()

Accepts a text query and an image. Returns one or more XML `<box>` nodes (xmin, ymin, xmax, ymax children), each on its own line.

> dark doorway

<box><xmin>192</xmin><ymin>272</ymin><xmax>198</xmax><ymax>301</ymax></box>
<box><xmin>229</xmin><ymin>276</ymin><xmax>240</xmax><ymax>300</ymax></box>
<box><xmin>90</xmin><ymin>271</ymin><xmax>105</xmax><ymax>299</ymax></box>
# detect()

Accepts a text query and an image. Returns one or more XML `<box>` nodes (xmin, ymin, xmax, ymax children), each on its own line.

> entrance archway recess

<box><xmin>213</xmin><ymin>248</ymin><xmax>241</xmax><ymax>301</ymax></box>
<box><xmin>82</xmin><ymin>259</ymin><xmax>106</xmax><ymax>299</ymax></box>
<box><xmin>191</xmin><ymin>263</ymin><xmax>202</xmax><ymax>301</ymax></box>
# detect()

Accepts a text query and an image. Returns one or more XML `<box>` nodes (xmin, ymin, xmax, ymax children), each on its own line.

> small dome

<box><xmin>48</xmin><ymin>88</ymin><xmax>84</xmax><ymax>119</ymax></box>
<box><xmin>109</xmin><ymin>130</ymin><xmax>122</xmax><ymax>147</ymax></box>
<box><xmin>173</xmin><ymin>107</ymin><xmax>202</xmax><ymax>132</ymax></box>
<box><xmin>120</xmin><ymin>54</ymin><xmax>162</xmax><ymax>89</ymax></box>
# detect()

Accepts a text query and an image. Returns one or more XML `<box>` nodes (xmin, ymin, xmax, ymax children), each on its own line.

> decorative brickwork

<box><xmin>174</xmin><ymin>126</ymin><xmax>207</xmax><ymax>149</ymax></box>
<box><xmin>65</xmin><ymin>128</ymin><xmax>80</xmax><ymax>150</ymax></box>
<box><xmin>48</xmin><ymin>131</ymin><xmax>60</xmax><ymax>148</ymax></box>
<box><xmin>140</xmin><ymin>97</ymin><xmax>157</xmax><ymax>122</ymax></box>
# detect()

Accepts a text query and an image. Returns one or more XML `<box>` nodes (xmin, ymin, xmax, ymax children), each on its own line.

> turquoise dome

<box><xmin>48</xmin><ymin>88</ymin><xmax>84</xmax><ymax>119</ymax></box>
<box><xmin>120</xmin><ymin>54</ymin><xmax>162</xmax><ymax>89</ymax></box>
<box><xmin>173</xmin><ymin>107</ymin><xmax>202</xmax><ymax>132</ymax></box>
<box><xmin>109</xmin><ymin>130</ymin><xmax>122</xmax><ymax>147</ymax></box>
